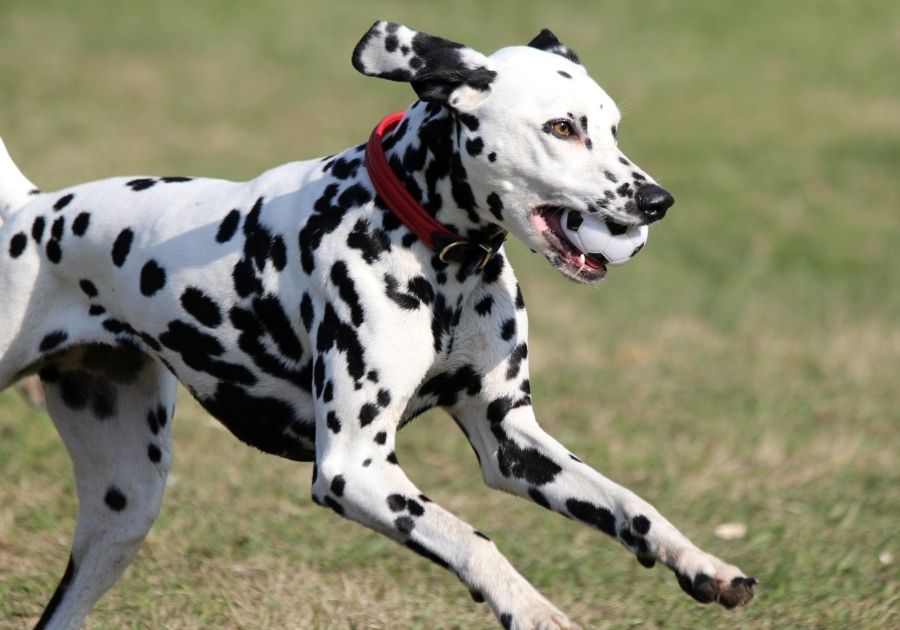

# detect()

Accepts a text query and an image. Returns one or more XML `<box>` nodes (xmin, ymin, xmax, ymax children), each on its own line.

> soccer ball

<box><xmin>560</xmin><ymin>209</ymin><xmax>649</xmax><ymax>266</ymax></box>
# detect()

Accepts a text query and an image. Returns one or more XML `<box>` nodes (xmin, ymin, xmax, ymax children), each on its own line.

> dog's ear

<box><xmin>527</xmin><ymin>29</ymin><xmax>581</xmax><ymax>65</ymax></box>
<box><xmin>352</xmin><ymin>21</ymin><xmax>496</xmax><ymax>111</ymax></box>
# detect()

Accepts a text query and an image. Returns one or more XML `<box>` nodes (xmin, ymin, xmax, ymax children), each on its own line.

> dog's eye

<box><xmin>546</xmin><ymin>119</ymin><xmax>575</xmax><ymax>139</ymax></box>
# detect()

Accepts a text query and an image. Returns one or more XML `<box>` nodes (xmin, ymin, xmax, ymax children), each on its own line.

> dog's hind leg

<box><xmin>34</xmin><ymin>345</ymin><xmax>176</xmax><ymax>630</ymax></box>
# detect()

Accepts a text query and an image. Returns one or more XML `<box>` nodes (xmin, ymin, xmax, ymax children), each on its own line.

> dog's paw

<box><xmin>499</xmin><ymin>607</ymin><xmax>580</xmax><ymax>630</ymax></box>
<box><xmin>669</xmin><ymin>548</ymin><xmax>756</xmax><ymax>609</ymax></box>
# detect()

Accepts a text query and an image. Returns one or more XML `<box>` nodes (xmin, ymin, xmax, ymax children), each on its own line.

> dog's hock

<box><xmin>352</xmin><ymin>21</ymin><xmax>496</xmax><ymax>111</ymax></box>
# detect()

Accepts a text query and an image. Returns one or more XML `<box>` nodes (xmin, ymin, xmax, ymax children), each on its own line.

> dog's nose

<box><xmin>635</xmin><ymin>184</ymin><xmax>674</xmax><ymax>223</ymax></box>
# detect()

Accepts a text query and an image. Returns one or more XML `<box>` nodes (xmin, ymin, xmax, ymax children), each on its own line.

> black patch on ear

<box><xmin>352</xmin><ymin>22</ymin><xmax>496</xmax><ymax>106</ymax></box>
<box><xmin>409</xmin><ymin>37</ymin><xmax>496</xmax><ymax>105</ymax></box>
<box><xmin>528</xmin><ymin>29</ymin><xmax>581</xmax><ymax>64</ymax></box>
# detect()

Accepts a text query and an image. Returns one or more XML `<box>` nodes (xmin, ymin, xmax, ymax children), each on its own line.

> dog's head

<box><xmin>353</xmin><ymin>22</ymin><xmax>674</xmax><ymax>284</ymax></box>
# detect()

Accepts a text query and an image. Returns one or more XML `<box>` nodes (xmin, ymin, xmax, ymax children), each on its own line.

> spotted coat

<box><xmin>0</xmin><ymin>21</ymin><xmax>754</xmax><ymax>630</ymax></box>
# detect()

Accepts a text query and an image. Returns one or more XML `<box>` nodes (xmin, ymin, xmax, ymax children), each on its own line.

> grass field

<box><xmin>1</xmin><ymin>1</ymin><xmax>898</xmax><ymax>628</ymax></box>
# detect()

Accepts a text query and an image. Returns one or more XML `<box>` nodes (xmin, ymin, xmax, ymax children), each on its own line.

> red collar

<box><xmin>364</xmin><ymin>111</ymin><xmax>507</xmax><ymax>274</ymax></box>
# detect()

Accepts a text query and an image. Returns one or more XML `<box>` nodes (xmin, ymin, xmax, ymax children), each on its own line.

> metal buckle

<box><xmin>436</xmin><ymin>229</ymin><xmax>508</xmax><ymax>273</ymax></box>
<box><xmin>437</xmin><ymin>240</ymin><xmax>468</xmax><ymax>264</ymax></box>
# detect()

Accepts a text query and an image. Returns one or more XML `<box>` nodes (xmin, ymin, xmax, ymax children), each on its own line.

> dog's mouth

<box><xmin>531</xmin><ymin>206</ymin><xmax>611</xmax><ymax>284</ymax></box>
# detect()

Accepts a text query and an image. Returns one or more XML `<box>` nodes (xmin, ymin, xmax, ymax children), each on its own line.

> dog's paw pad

<box><xmin>719</xmin><ymin>576</ymin><xmax>758</xmax><ymax>609</ymax></box>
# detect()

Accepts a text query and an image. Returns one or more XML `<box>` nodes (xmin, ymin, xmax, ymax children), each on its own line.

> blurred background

<box><xmin>1</xmin><ymin>1</ymin><xmax>897</xmax><ymax>627</ymax></box>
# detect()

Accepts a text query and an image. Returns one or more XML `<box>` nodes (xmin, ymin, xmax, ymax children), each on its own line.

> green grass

<box><xmin>1</xmin><ymin>1</ymin><xmax>898</xmax><ymax>628</ymax></box>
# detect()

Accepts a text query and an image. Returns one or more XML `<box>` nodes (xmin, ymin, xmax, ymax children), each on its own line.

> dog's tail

<box><xmin>0</xmin><ymin>136</ymin><xmax>39</xmax><ymax>222</ymax></box>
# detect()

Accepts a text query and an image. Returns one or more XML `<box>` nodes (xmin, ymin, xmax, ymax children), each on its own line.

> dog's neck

<box><xmin>378</xmin><ymin>101</ymin><xmax>500</xmax><ymax>245</ymax></box>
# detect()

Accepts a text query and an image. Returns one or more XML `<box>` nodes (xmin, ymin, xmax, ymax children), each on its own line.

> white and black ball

<box><xmin>561</xmin><ymin>209</ymin><xmax>648</xmax><ymax>266</ymax></box>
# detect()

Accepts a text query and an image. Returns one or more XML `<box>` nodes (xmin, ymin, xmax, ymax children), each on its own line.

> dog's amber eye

<box><xmin>550</xmin><ymin>120</ymin><xmax>574</xmax><ymax>139</ymax></box>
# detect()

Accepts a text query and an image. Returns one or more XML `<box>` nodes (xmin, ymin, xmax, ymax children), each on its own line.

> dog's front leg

<box><xmin>453</xmin><ymin>366</ymin><xmax>757</xmax><ymax>610</ymax></box>
<box><xmin>310</xmin><ymin>349</ymin><xmax>578</xmax><ymax>629</ymax></box>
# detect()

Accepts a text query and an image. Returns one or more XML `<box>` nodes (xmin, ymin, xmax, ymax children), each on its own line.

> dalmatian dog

<box><xmin>0</xmin><ymin>22</ymin><xmax>756</xmax><ymax>630</ymax></box>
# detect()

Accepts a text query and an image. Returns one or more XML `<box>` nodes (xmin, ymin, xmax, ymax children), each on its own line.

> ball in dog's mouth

<box><xmin>531</xmin><ymin>206</ymin><xmax>608</xmax><ymax>283</ymax></box>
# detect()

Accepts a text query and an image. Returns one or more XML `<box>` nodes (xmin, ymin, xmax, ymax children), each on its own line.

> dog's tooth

<box><xmin>578</xmin><ymin>253</ymin><xmax>585</xmax><ymax>265</ymax></box>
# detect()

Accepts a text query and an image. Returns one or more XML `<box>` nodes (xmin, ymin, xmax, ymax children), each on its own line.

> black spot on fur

<box><xmin>474</xmin><ymin>295</ymin><xmax>493</xmax><ymax>315</ymax></box>
<box><xmin>566</xmin><ymin>498</ymin><xmax>616</xmax><ymax>537</ymax></box>
<box><xmin>216</xmin><ymin>209</ymin><xmax>241</xmax><ymax>243</ymax></box>
<box><xmin>159</xmin><ymin>320</ymin><xmax>256</xmax><ymax>385</ymax></box>
<box><xmin>89</xmin><ymin>305</ymin><xmax>106</xmax><ymax>317</ymax></box>
<box><xmin>180</xmin><ymin>287</ymin><xmax>222</xmax><ymax>328</ymax></box>
<box><xmin>405</xmin><ymin>539</ymin><xmax>449</xmax><ymax>569</ymax></box>
<box><xmin>299</xmin><ymin>184</ymin><xmax>348</xmax><ymax>274</ymax></box>
<box><xmin>480</xmin><ymin>252</ymin><xmax>504</xmax><ymax>284</ymax></box>
<box><xmin>31</xmin><ymin>216</ymin><xmax>46</xmax><ymax>243</ymax></box>
<box><xmin>111</xmin><ymin>229</ymin><xmax>134</xmax><ymax>267</ymax></box>
<box><xmin>330</xmin><ymin>475</ymin><xmax>346</xmax><ymax>497</ymax></box>
<box><xmin>71</xmin><ymin>212</ymin><xmax>90</xmax><ymax>236</ymax></box>
<box><xmin>418</xmin><ymin>365</ymin><xmax>481</xmax><ymax>407</ymax></box>
<box><xmin>387</xmin><ymin>494</ymin><xmax>406</xmax><ymax>512</ymax></box>
<box><xmin>126</xmin><ymin>178</ymin><xmax>156</xmax><ymax>191</ymax></box>
<box><xmin>374</xmin><ymin>431</ymin><xmax>387</xmax><ymax>445</ymax></box>
<box><xmin>140</xmin><ymin>260</ymin><xmax>167</xmax><ymax>296</ymax></box>
<box><xmin>384</xmin><ymin>273</ymin><xmax>434</xmax><ymax>310</ymax></box>
<box><xmin>528</xmin><ymin>487</ymin><xmax>552</xmax><ymax>510</ymax></box>
<box><xmin>677</xmin><ymin>571</ymin><xmax>717</xmax><ymax>604</ymax></box>
<box><xmin>51</xmin><ymin>216</ymin><xmax>65</xmax><ymax>240</ymax></box>
<box><xmin>327</xmin><ymin>411</ymin><xmax>342</xmax><ymax>433</ymax></box>
<box><xmin>104</xmin><ymin>486</ymin><xmax>127</xmax><ymax>511</ymax></box>
<box><xmin>514</xmin><ymin>284</ymin><xmax>525</xmax><ymax>310</ymax></box>
<box><xmin>161</xmin><ymin>176</ymin><xmax>193</xmax><ymax>183</ymax></box>
<box><xmin>39</xmin><ymin>331</ymin><xmax>68</xmax><ymax>353</ymax></box>
<box><xmin>102</xmin><ymin>318</ymin><xmax>133</xmax><ymax>336</ymax></box>
<box><xmin>395</xmin><ymin>516</ymin><xmax>415</xmax><ymax>534</ymax></box>
<box><xmin>486</xmin><ymin>192</ymin><xmax>503</xmax><ymax>221</ymax></box>
<box><xmin>147</xmin><ymin>408</ymin><xmax>161</xmax><ymax>435</ymax></box>
<box><xmin>330</xmin><ymin>261</ymin><xmax>365</xmax><ymax>326</ymax></box>
<box><xmin>199</xmin><ymin>382</ymin><xmax>314</xmax><ymax>461</ymax></box>
<box><xmin>316</xmin><ymin>303</ymin><xmax>367</xmax><ymax>383</ymax></box>
<box><xmin>347</xmin><ymin>218</ymin><xmax>391</xmax><ymax>263</ymax></box>
<box><xmin>79</xmin><ymin>279</ymin><xmax>98</xmax><ymax>297</ymax></box>
<box><xmin>633</xmin><ymin>515</ymin><xmax>651</xmax><ymax>535</ymax></box>
<box><xmin>359</xmin><ymin>403</ymin><xmax>379</xmax><ymax>427</ymax></box>
<box><xmin>465</xmin><ymin>137</ymin><xmax>484</xmax><ymax>157</ymax></box>
<box><xmin>300</xmin><ymin>293</ymin><xmax>315</xmax><ymax>331</ymax></box>
<box><xmin>458</xmin><ymin>113</ymin><xmax>480</xmax><ymax>131</ymax></box>
<box><xmin>147</xmin><ymin>443</ymin><xmax>162</xmax><ymax>463</ymax></box>
<box><xmin>8</xmin><ymin>232</ymin><xmax>27</xmax><ymax>258</ymax></box>
<box><xmin>46</xmin><ymin>240</ymin><xmax>62</xmax><ymax>263</ymax></box>
<box><xmin>329</xmin><ymin>157</ymin><xmax>362</xmax><ymax>180</ymax></box>
<box><xmin>53</xmin><ymin>194</ymin><xmax>74</xmax><ymax>211</ymax></box>
<box><xmin>558</xmin><ymin>70</ymin><xmax>572</xmax><ymax>79</ymax></box>
<box><xmin>500</xmin><ymin>318</ymin><xmax>516</xmax><ymax>341</ymax></box>
<box><xmin>505</xmin><ymin>343</ymin><xmax>528</xmax><ymax>380</ymax></box>
<box><xmin>495</xmin><ymin>428</ymin><xmax>561</xmax><ymax>485</ymax></box>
